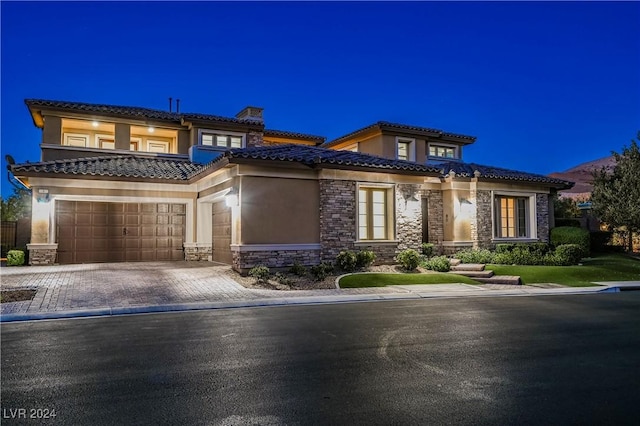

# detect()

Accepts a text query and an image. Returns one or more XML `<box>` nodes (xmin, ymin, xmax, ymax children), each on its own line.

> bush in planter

<box><xmin>248</xmin><ymin>265</ymin><xmax>270</xmax><ymax>284</ymax></box>
<box><xmin>396</xmin><ymin>249</ymin><xmax>421</xmax><ymax>271</ymax></box>
<box><xmin>310</xmin><ymin>262</ymin><xmax>334</xmax><ymax>281</ymax></box>
<box><xmin>336</xmin><ymin>251</ymin><xmax>358</xmax><ymax>272</ymax></box>
<box><xmin>554</xmin><ymin>244</ymin><xmax>584</xmax><ymax>266</ymax></box>
<box><xmin>454</xmin><ymin>249</ymin><xmax>494</xmax><ymax>264</ymax></box>
<box><xmin>356</xmin><ymin>250</ymin><xmax>376</xmax><ymax>269</ymax></box>
<box><xmin>289</xmin><ymin>262</ymin><xmax>307</xmax><ymax>276</ymax></box>
<box><xmin>422</xmin><ymin>255</ymin><xmax>450</xmax><ymax>272</ymax></box>
<box><xmin>6</xmin><ymin>250</ymin><xmax>25</xmax><ymax>266</ymax></box>
<box><xmin>551</xmin><ymin>226</ymin><xmax>590</xmax><ymax>257</ymax></box>
<box><xmin>421</xmin><ymin>243</ymin><xmax>435</xmax><ymax>258</ymax></box>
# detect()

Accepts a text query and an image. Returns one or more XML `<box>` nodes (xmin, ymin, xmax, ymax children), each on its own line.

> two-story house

<box><xmin>9</xmin><ymin>99</ymin><xmax>572</xmax><ymax>269</ymax></box>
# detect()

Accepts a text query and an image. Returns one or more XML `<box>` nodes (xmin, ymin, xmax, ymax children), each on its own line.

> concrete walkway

<box><xmin>0</xmin><ymin>262</ymin><xmax>631</xmax><ymax>322</ymax></box>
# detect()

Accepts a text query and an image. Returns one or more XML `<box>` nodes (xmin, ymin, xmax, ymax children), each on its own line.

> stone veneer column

<box><xmin>473</xmin><ymin>190</ymin><xmax>493</xmax><ymax>249</ymax></box>
<box><xmin>396</xmin><ymin>184</ymin><xmax>423</xmax><ymax>252</ymax></box>
<box><xmin>27</xmin><ymin>244</ymin><xmax>58</xmax><ymax>265</ymax></box>
<box><xmin>319</xmin><ymin>180</ymin><xmax>356</xmax><ymax>262</ymax></box>
<box><xmin>536</xmin><ymin>194</ymin><xmax>550</xmax><ymax>243</ymax></box>
<box><xmin>424</xmin><ymin>190</ymin><xmax>444</xmax><ymax>253</ymax></box>
<box><xmin>246</xmin><ymin>131</ymin><xmax>264</xmax><ymax>147</ymax></box>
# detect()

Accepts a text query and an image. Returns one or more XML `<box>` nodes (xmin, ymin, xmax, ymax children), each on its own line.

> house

<box><xmin>8</xmin><ymin>99</ymin><xmax>573</xmax><ymax>269</ymax></box>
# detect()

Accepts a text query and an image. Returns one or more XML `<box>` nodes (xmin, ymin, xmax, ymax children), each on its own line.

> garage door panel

<box><xmin>56</xmin><ymin>201</ymin><xmax>185</xmax><ymax>264</ymax></box>
<box><xmin>172</xmin><ymin>204</ymin><xmax>185</xmax><ymax>214</ymax></box>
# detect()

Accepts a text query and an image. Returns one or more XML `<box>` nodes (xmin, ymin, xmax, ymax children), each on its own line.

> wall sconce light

<box><xmin>36</xmin><ymin>188</ymin><xmax>50</xmax><ymax>203</ymax></box>
<box><xmin>92</xmin><ymin>121</ymin><xmax>99</xmax><ymax>127</ymax></box>
<box><xmin>225</xmin><ymin>187</ymin><xmax>238</xmax><ymax>207</ymax></box>
<box><xmin>147</xmin><ymin>126</ymin><xmax>155</xmax><ymax>133</ymax></box>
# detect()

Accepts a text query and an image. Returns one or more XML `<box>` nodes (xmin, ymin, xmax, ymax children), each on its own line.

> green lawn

<box><xmin>486</xmin><ymin>254</ymin><xmax>640</xmax><ymax>287</ymax></box>
<box><xmin>338</xmin><ymin>272</ymin><xmax>480</xmax><ymax>288</ymax></box>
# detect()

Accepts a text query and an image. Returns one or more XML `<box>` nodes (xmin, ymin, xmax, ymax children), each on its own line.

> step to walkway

<box><xmin>475</xmin><ymin>275</ymin><xmax>522</xmax><ymax>285</ymax></box>
<box><xmin>451</xmin><ymin>263</ymin><xmax>486</xmax><ymax>272</ymax></box>
<box><xmin>450</xmin><ymin>270</ymin><xmax>495</xmax><ymax>278</ymax></box>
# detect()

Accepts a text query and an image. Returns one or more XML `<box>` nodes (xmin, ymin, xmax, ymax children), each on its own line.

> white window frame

<box><xmin>198</xmin><ymin>129</ymin><xmax>246</xmax><ymax>149</ymax></box>
<box><xmin>356</xmin><ymin>183</ymin><xmax>396</xmax><ymax>242</ymax></box>
<box><xmin>396</xmin><ymin>137</ymin><xmax>415</xmax><ymax>161</ymax></box>
<box><xmin>491</xmin><ymin>191</ymin><xmax>537</xmax><ymax>240</ymax></box>
<box><xmin>147</xmin><ymin>140</ymin><xmax>170</xmax><ymax>153</ymax></box>
<box><xmin>63</xmin><ymin>133</ymin><xmax>90</xmax><ymax>148</ymax></box>
<box><xmin>428</xmin><ymin>142</ymin><xmax>459</xmax><ymax>160</ymax></box>
<box><xmin>130</xmin><ymin>137</ymin><xmax>142</xmax><ymax>151</ymax></box>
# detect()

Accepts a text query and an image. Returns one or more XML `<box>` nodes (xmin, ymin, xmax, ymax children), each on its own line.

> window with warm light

<box><xmin>358</xmin><ymin>187</ymin><xmax>393</xmax><ymax>240</ymax></box>
<box><xmin>428</xmin><ymin>144</ymin><xmax>458</xmax><ymax>159</ymax></box>
<box><xmin>494</xmin><ymin>196</ymin><xmax>530</xmax><ymax>238</ymax></box>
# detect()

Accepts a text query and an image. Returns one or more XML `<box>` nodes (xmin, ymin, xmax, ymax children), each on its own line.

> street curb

<box><xmin>0</xmin><ymin>285</ymin><xmax>621</xmax><ymax>323</ymax></box>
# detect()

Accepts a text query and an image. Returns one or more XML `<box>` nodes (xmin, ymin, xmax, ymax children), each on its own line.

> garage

<box><xmin>212</xmin><ymin>200</ymin><xmax>232</xmax><ymax>264</ymax></box>
<box><xmin>56</xmin><ymin>201</ymin><xmax>185</xmax><ymax>264</ymax></box>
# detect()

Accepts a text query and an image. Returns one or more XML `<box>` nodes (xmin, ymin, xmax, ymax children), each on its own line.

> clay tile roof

<box><xmin>10</xmin><ymin>155</ymin><xmax>206</xmax><ymax>181</ymax></box>
<box><xmin>324</xmin><ymin>121</ymin><xmax>477</xmax><ymax>147</ymax></box>
<box><xmin>25</xmin><ymin>99</ymin><xmax>181</xmax><ymax>122</ymax></box>
<box><xmin>263</xmin><ymin>129</ymin><xmax>326</xmax><ymax>143</ymax></box>
<box><xmin>225</xmin><ymin>144</ymin><xmax>443</xmax><ymax>174</ymax></box>
<box><xmin>435</xmin><ymin>161</ymin><xmax>574</xmax><ymax>188</ymax></box>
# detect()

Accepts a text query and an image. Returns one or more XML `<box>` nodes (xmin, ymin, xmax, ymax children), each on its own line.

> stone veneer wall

<box><xmin>246</xmin><ymin>131</ymin><xmax>264</xmax><ymax>147</ymax></box>
<box><xmin>184</xmin><ymin>244</ymin><xmax>212</xmax><ymax>261</ymax></box>
<box><xmin>319</xmin><ymin>180</ymin><xmax>357</xmax><ymax>261</ymax></box>
<box><xmin>27</xmin><ymin>246</ymin><xmax>57</xmax><ymax>265</ymax></box>
<box><xmin>396</xmin><ymin>184</ymin><xmax>423</xmax><ymax>252</ymax></box>
<box><xmin>232</xmin><ymin>249</ymin><xmax>320</xmax><ymax>271</ymax></box>
<box><xmin>423</xmin><ymin>190</ymin><xmax>444</xmax><ymax>253</ymax></box>
<box><xmin>536</xmin><ymin>194</ymin><xmax>550</xmax><ymax>243</ymax></box>
<box><xmin>472</xmin><ymin>190</ymin><xmax>493</xmax><ymax>249</ymax></box>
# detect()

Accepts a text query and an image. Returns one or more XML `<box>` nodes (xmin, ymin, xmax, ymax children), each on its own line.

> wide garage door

<box><xmin>212</xmin><ymin>200</ymin><xmax>232</xmax><ymax>264</ymax></box>
<box><xmin>56</xmin><ymin>201</ymin><xmax>185</xmax><ymax>264</ymax></box>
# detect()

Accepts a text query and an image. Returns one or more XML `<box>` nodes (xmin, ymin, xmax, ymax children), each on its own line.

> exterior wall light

<box><xmin>92</xmin><ymin>121</ymin><xmax>99</xmax><ymax>127</ymax></box>
<box><xmin>148</xmin><ymin>127</ymin><xmax>155</xmax><ymax>133</ymax></box>
<box><xmin>36</xmin><ymin>188</ymin><xmax>50</xmax><ymax>203</ymax></box>
<box><xmin>225</xmin><ymin>188</ymin><xmax>238</xmax><ymax>207</ymax></box>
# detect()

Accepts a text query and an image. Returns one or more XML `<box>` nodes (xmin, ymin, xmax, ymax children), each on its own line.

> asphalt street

<box><xmin>2</xmin><ymin>294</ymin><xmax>640</xmax><ymax>425</ymax></box>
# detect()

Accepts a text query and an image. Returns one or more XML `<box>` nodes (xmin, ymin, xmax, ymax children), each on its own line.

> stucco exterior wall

<box><xmin>240</xmin><ymin>176</ymin><xmax>319</xmax><ymax>244</ymax></box>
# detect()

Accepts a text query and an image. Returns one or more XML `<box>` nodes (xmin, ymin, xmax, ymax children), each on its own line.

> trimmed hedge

<box><xmin>554</xmin><ymin>244</ymin><xmax>584</xmax><ymax>266</ymax></box>
<box><xmin>422</xmin><ymin>255</ymin><xmax>450</xmax><ymax>272</ymax></box>
<box><xmin>396</xmin><ymin>249</ymin><xmax>421</xmax><ymax>271</ymax></box>
<box><xmin>454</xmin><ymin>249</ymin><xmax>494</xmax><ymax>264</ymax></box>
<box><xmin>6</xmin><ymin>250</ymin><xmax>25</xmax><ymax>266</ymax></box>
<box><xmin>551</xmin><ymin>227</ymin><xmax>590</xmax><ymax>257</ymax></box>
<box><xmin>421</xmin><ymin>243</ymin><xmax>435</xmax><ymax>258</ymax></box>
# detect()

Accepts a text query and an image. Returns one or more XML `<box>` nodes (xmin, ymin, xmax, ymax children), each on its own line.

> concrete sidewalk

<box><xmin>0</xmin><ymin>262</ymin><xmax>630</xmax><ymax>323</ymax></box>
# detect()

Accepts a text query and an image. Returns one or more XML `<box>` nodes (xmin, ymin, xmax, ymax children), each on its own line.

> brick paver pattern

<box><xmin>1</xmin><ymin>262</ymin><xmax>411</xmax><ymax>315</ymax></box>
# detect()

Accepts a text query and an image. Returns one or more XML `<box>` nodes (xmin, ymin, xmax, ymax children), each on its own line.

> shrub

<box><xmin>523</xmin><ymin>243</ymin><xmax>551</xmax><ymax>256</ymax></box>
<box><xmin>495</xmin><ymin>244</ymin><xmax>516</xmax><ymax>254</ymax></box>
<box><xmin>289</xmin><ymin>262</ymin><xmax>307</xmax><ymax>276</ymax></box>
<box><xmin>551</xmin><ymin>226</ymin><xmax>590</xmax><ymax>257</ymax></box>
<box><xmin>274</xmin><ymin>272</ymin><xmax>291</xmax><ymax>286</ymax></box>
<box><xmin>509</xmin><ymin>246</ymin><xmax>544</xmax><ymax>265</ymax></box>
<box><xmin>356</xmin><ymin>250</ymin><xmax>376</xmax><ymax>269</ymax></box>
<box><xmin>396</xmin><ymin>249</ymin><xmax>421</xmax><ymax>271</ymax></box>
<box><xmin>248</xmin><ymin>265</ymin><xmax>270</xmax><ymax>283</ymax></box>
<box><xmin>555</xmin><ymin>218</ymin><xmax>582</xmax><ymax>228</ymax></box>
<box><xmin>6</xmin><ymin>250</ymin><xmax>25</xmax><ymax>266</ymax></box>
<box><xmin>422</xmin><ymin>255</ymin><xmax>450</xmax><ymax>272</ymax></box>
<box><xmin>454</xmin><ymin>249</ymin><xmax>494</xmax><ymax>264</ymax></box>
<box><xmin>421</xmin><ymin>243</ymin><xmax>435</xmax><ymax>258</ymax></box>
<box><xmin>336</xmin><ymin>251</ymin><xmax>358</xmax><ymax>272</ymax></box>
<box><xmin>554</xmin><ymin>244</ymin><xmax>584</xmax><ymax>266</ymax></box>
<box><xmin>492</xmin><ymin>252</ymin><xmax>515</xmax><ymax>265</ymax></box>
<box><xmin>310</xmin><ymin>262</ymin><xmax>334</xmax><ymax>281</ymax></box>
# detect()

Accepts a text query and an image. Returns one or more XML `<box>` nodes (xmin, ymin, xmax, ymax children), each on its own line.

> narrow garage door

<box><xmin>212</xmin><ymin>200</ymin><xmax>232</xmax><ymax>264</ymax></box>
<box><xmin>56</xmin><ymin>201</ymin><xmax>185</xmax><ymax>264</ymax></box>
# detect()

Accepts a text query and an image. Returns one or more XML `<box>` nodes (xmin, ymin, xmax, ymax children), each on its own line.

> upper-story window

<box><xmin>396</xmin><ymin>137</ymin><xmax>415</xmax><ymax>161</ymax></box>
<box><xmin>428</xmin><ymin>143</ymin><xmax>458</xmax><ymax>160</ymax></box>
<box><xmin>200</xmin><ymin>130</ymin><xmax>244</xmax><ymax>148</ymax></box>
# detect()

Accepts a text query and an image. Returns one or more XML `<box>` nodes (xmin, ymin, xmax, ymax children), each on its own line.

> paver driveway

<box><xmin>0</xmin><ymin>262</ymin><xmax>399</xmax><ymax>316</ymax></box>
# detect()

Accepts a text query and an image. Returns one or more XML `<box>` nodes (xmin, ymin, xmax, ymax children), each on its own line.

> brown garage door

<box><xmin>56</xmin><ymin>201</ymin><xmax>185</xmax><ymax>264</ymax></box>
<box><xmin>212</xmin><ymin>201</ymin><xmax>232</xmax><ymax>264</ymax></box>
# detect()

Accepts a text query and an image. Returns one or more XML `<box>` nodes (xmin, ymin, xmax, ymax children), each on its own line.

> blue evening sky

<box><xmin>2</xmin><ymin>1</ymin><xmax>639</xmax><ymax>198</ymax></box>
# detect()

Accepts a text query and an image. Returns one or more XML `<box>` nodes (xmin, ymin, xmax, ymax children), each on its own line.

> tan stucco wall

<box><xmin>356</xmin><ymin>134</ymin><xmax>384</xmax><ymax>157</ymax></box>
<box><xmin>178</xmin><ymin>130</ymin><xmax>191</xmax><ymax>153</ymax></box>
<box><xmin>42</xmin><ymin>115</ymin><xmax>62</xmax><ymax>146</ymax></box>
<box><xmin>240</xmin><ymin>176</ymin><xmax>320</xmax><ymax>244</ymax></box>
<box><xmin>115</xmin><ymin>123</ymin><xmax>131</xmax><ymax>150</ymax></box>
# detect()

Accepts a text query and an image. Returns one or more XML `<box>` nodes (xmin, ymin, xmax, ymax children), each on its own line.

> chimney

<box><xmin>235</xmin><ymin>106</ymin><xmax>264</xmax><ymax>123</ymax></box>
<box><xmin>168</xmin><ymin>97</ymin><xmax>173</xmax><ymax>112</ymax></box>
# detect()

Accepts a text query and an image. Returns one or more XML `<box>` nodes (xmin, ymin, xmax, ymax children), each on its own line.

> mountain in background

<box><xmin>548</xmin><ymin>156</ymin><xmax>616</xmax><ymax>199</ymax></box>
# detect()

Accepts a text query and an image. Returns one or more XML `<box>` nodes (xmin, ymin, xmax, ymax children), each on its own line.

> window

<box><xmin>396</xmin><ymin>138</ymin><xmax>415</xmax><ymax>161</ymax></box>
<box><xmin>358</xmin><ymin>187</ymin><xmax>392</xmax><ymax>240</ymax></box>
<box><xmin>148</xmin><ymin>140</ymin><xmax>169</xmax><ymax>153</ymax></box>
<box><xmin>494</xmin><ymin>196</ymin><xmax>530</xmax><ymax>238</ymax></box>
<box><xmin>428</xmin><ymin>144</ymin><xmax>457</xmax><ymax>159</ymax></box>
<box><xmin>63</xmin><ymin>133</ymin><xmax>89</xmax><ymax>147</ymax></box>
<box><xmin>200</xmin><ymin>131</ymin><xmax>244</xmax><ymax>148</ymax></box>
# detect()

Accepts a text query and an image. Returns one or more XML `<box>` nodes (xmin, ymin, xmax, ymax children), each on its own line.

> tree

<box><xmin>0</xmin><ymin>188</ymin><xmax>31</xmax><ymax>221</ymax></box>
<box><xmin>591</xmin><ymin>132</ymin><xmax>640</xmax><ymax>252</ymax></box>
